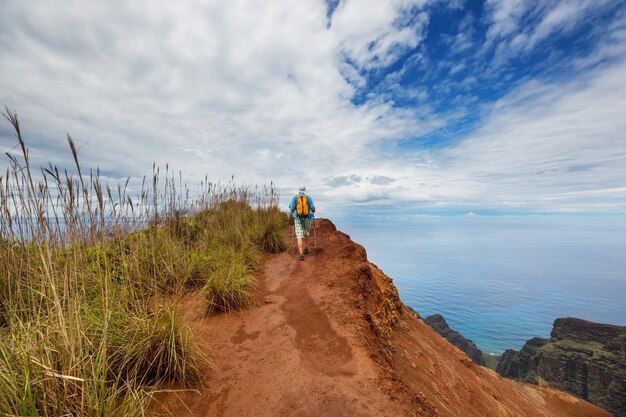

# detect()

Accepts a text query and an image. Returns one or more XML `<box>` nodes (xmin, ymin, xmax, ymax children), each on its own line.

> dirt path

<box><xmin>151</xmin><ymin>219</ymin><xmax>611</xmax><ymax>417</ymax></box>
<box><xmin>152</xmin><ymin>220</ymin><xmax>404</xmax><ymax>416</ymax></box>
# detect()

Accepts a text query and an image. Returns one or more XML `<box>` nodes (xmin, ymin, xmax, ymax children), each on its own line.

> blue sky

<box><xmin>1</xmin><ymin>0</ymin><xmax>625</xmax><ymax>216</ymax></box>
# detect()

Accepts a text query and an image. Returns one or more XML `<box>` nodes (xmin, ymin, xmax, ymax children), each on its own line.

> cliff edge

<box><xmin>424</xmin><ymin>313</ymin><xmax>486</xmax><ymax>366</ymax></box>
<box><xmin>497</xmin><ymin>318</ymin><xmax>626</xmax><ymax>417</ymax></box>
<box><xmin>152</xmin><ymin>219</ymin><xmax>611</xmax><ymax>417</ymax></box>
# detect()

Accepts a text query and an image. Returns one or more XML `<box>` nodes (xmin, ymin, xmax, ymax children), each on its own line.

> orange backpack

<box><xmin>296</xmin><ymin>194</ymin><xmax>309</xmax><ymax>217</ymax></box>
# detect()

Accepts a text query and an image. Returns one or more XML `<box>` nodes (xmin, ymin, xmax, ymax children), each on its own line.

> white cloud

<box><xmin>317</xmin><ymin>44</ymin><xmax>626</xmax><ymax>212</ymax></box>
<box><xmin>432</xmin><ymin>57</ymin><xmax>626</xmax><ymax>211</ymax></box>
<box><xmin>572</xmin><ymin>10</ymin><xmax>626</xmax><ymax>69</ymax></box>
<box><xmin>1</xmin><ymin>0</ymin><xmax>625</xmax><ymax>215</ymax></box>
<box><xmin>483</xmin><ymin>0</ymin><xmax>614</xmax><ymax>64</ymax></box>
<box><xmin>450</xmin><ymin>32</ymin><xmax>473</xmax><ymax>54</ymax></box>
<box><xmin>484</xmin><ymin>0</ymin><xmax>532</xmax><ymax>41</ymax></box>
<box><xmin>449</xmin><ymin>62</ymin><xmax>466</xmax><ymax>75</ymax></box>
<box><xmin>524</xmin><ymin>0</ymin><xmax>612</xmax><ymax>52</ymax></box>
<box><xmin>0</xmin><ymin>0</ymin><xmax>431</xmax><ymax>191</ymax></box>
<box><xmin>332</xmin><ymin>0</ymin><xmax>429</xmax><ymax>69</ymax></box>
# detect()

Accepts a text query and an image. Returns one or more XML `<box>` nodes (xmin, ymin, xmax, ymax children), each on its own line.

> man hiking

<box><xmin>289</xmin><ymin>186</ymin><xmax>316</xmax><ymax>260</ymax></box>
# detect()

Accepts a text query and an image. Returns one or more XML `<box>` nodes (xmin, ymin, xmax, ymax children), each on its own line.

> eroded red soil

<box><xmin>151</xmin><ymin>219</ymin><xmax>611</xmax><ymax>417</ymax></box>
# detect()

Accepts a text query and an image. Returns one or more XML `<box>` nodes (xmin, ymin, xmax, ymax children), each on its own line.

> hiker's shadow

<box><xmin>288</xmin><ymin>247</ymin><xmax>324</xmax><ymax>255</ymax></box>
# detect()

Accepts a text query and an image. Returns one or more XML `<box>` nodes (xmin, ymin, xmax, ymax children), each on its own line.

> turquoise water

<box><xmin>333</xmin><ymin>215</ymin><xmax>626</xmax><ymax>354</ymax></box>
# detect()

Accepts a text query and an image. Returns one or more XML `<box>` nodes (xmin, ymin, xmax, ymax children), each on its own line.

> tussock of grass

<box><xmin>202</xmin><ymin>249</ymin><xmax>258</xmax><ymax>313</ymax></box>
<box><xmin>0</xmin><ymin>317</ymin><xmax>149</xmax><ymax>417</ymax></box>
<box><xmin>104</xmin><ymin>303</ymin><xmax>209</xmax><ymax>386</ymax></box>
<box><xmin>254</xmin><ymin>207</ymin><xmax>289</xmax><ymax>253</ymax></box>
<box><xmin>0</xmin><ymin>107</ymin><xmax>288</xmax><ymax>416</ymax></box>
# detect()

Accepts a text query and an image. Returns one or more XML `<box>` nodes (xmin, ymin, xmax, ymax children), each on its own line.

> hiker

<box><xmin>289</xmin><ymin>186</ymin><xmax>315</xmax><ymax>260</ymax></box>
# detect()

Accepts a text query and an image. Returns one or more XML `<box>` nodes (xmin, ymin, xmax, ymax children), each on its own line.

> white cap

<box><xmin>298</xmin><ymin>186</ymin><xmax>306</xmax><ymax>192</ymax></box>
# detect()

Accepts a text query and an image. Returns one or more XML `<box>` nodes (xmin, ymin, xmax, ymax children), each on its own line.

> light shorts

<box><xmin>294</xmin><ymin>217</ymin><xmax>311</xmax><ymax>238</ymax></box>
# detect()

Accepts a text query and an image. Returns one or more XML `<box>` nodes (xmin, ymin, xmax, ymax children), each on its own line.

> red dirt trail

<box><xmin>151</xmin><ymin>219</ymin><xmax>611</xmax><ymax>417</ymax></box>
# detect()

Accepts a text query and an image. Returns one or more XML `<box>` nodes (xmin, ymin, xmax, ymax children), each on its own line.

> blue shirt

<box><xmin>289</xmin><ymin>193</ymin><xmax>315</xmax><ymax>220</ymax></box>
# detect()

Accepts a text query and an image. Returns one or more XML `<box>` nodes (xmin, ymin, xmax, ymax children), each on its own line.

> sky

<box><xmin>1</xmin><ymin>0</ymin><xmax>626</xmax><ymax>216</ymax></box>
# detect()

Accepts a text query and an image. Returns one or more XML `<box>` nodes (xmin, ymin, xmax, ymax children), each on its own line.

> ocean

<box><xmin>333</xmin><ymin>214</ymin><xmax>626</xmax><ymax>354</ymax></box>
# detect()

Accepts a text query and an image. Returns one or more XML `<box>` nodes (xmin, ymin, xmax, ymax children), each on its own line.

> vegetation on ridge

<box><xmin>0</xmin><ymin>108</ymin><xmax>288</xmax><ymax>416</ymax></box>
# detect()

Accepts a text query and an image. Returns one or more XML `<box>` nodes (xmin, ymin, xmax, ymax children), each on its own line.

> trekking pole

<box><xmin>313</xmin><ymin>219</ymin><xmax>317</xmax><ymax>249</ymax></box>
<box><xmin>291</xmin><ymin>223</ymin><xmax>295</xmax><ymax>250</ymax></box>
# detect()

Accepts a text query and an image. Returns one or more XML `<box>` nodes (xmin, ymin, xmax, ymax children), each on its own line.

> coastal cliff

<box><xmin>424</xmin><ymin>313</ymin><xmax>486</xmax><ymax>366</ymax></box>
<box><xmin>153</xmin><ymin>219</ymin><xmax>612</xmax><ymax>416</ymax></box>
<box><xmin>497</xmin><ymin>317</ymin><xmax>626</xmax><ymax>417</ymax></box>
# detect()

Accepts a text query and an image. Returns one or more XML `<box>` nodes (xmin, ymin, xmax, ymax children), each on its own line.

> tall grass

<box><xmin>0</xmin><ymin>107</ymin><xmax>288</xmax><ymax>416</ymax></box>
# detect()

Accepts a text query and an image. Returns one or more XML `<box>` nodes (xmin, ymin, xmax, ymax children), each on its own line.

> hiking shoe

<box><xmin>298</xmin><ymin>254</ymin><xmax>304</xmax><ymax>261</ymax></box>
<box><xmin>303</xmin><ymin>247</ymin><xmax>309</xmax><ymax>255</ymax></box>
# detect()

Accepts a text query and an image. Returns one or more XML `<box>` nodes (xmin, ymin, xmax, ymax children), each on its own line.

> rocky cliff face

<box><xmin>497</xmin><ymin>317</ymin><xmax>626</xmax><ymax>417</ymax></box>
<box><xmin>424</xmin><ymin>314</ymin><xmax>486</xmax><ymax>366</ymax></box>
